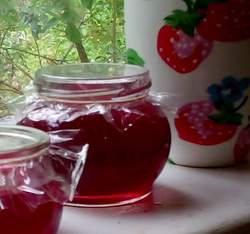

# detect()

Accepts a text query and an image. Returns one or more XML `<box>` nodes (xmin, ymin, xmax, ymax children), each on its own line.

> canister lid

<box><xmin>0</xmin><ymin>126</ymin><xmax>49</xmax><ymax>164</ymax></box>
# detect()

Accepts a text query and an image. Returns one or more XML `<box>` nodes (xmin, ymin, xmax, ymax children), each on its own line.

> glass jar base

<box><xmin>64</xmin><ymin>191</ymin><xmax>152</xmax><ymax>208</ymax></box>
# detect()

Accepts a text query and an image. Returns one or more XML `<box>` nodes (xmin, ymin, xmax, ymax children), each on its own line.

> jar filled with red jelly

<box><xmin>18</xmin><ymin>63</ymin><xmax>171</xmax><ymax>207</ymax></box>
<box><xmin>0</xmin><ymin>125</ymin><xmax>84</xmax><ymax>234</ymax></box>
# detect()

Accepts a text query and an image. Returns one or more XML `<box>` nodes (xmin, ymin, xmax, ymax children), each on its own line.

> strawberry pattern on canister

<box><xmin>125</xmin><ymin>0</ymin><xmax>250</xmax><ymax>167</ymax></box>
<box><xmin>175</xmin><ymin>76</ymin><xmax>250</xmax><ymax>163</ymax></box>
<box><xmin>157</xmin><ymin>0</ymin><xmax>250</xmax><ymax>74</ymax></box>
<box><xmin>197</xmin><ymin>0</ymin><xmax>250</xmax><ymax>42</ymax></box>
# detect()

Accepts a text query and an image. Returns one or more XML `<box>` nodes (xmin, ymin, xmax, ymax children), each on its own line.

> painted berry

<box><xmin>175</xmin><ymin>101</ymin><xmax>239</xmax><ymax>145</ymax></box>
<box><xmin>157</xmin><ymin>26</ymin><xmax>213</xmax><ymax>73</ymax></box>
<box><xmin>234</xmin><ymin>127</ymin><xmax>250</xmax><ymax>163</ymax></box>
<box><xmin>197</xmin><ymin>1</ymin><xmax>250</xmax><ymax>42</ymax></box>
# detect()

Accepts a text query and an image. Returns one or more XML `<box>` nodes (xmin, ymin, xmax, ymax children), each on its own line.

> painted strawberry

<box><xmin>175</xmin><ymin>76</ymin><xmax>250</xmax><ymax>145</ymax></box>
<box><xmin>157</xmin><ymin>0</ymin><xmax>214</xmax><ymax>74</ymax></box>
<box><xmin>175</xmin><ymin>101</ymin><xmax>238</xmax><ymax>145</ymax></box>
<box><xmin>197</xmin><ymin>0</ymin><xmax>250</xmax><ymax>42</ymax></box>
<box><xmin>234</xmin><ymin>125</ymin><xmax>250</xmax><ymax>163</ymax></box>
<box><xmin>157</xmin><ymin>25</ymin><xmax>213</xmax><ymax>73</ymax></box>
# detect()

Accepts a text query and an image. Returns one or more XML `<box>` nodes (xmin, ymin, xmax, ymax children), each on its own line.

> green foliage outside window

<box><xmin>0</xmin><ymin>0</ymin><xmax>125</xmax><ymax>117</ymax></box>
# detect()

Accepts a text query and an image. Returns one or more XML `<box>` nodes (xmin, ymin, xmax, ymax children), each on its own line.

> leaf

<box><xmin>209</xmin><ymin>112</ymin><xmax>227</xmax><ymax>124</ymax></box>
<box><xmin>62</xmin><ymin>9</ymin><xmax>80</xmax><ymax>24</ymax></box>
<box><xmin>226</xmin><ymin>113</ymin><xmax>244</xmax><ymax>125</ymax></box>
<box><xmin>240</xmin><ymin>78</ymin><xmax>250</xmax><ymax>90</ymax></box>
<box><xmin>81</xmin><ymin>0</ymin><xmax>94</xmax><ymax>10</ymax></box>
<box><xmin>164</xmin><ymin>10</ymin><xmax>203</xmax><ymax>36</ymax></box>
<box><xmin>65</xmin><ymin>24</ymin><xmax>82</xmax><ymax>43</ymax></box>
<box><xmin>220</xmin><ymin>101</ymin><xmax>235</xmax><ymax>113</ymax></box>
<box><xmin>209</xmin><ymin>112</ymin><xmax>243</xmax><ymax>125</ymax></box>
<box><xmin>0</xmin><ymin>0</ymin><xmax>18</xmax><ymax>26</ymax></box>
<box><xmin>168</xmin><ymin>158</ymin><xmax>177</xmax><ymax>165</ymax></box>
<box><xmin>0</xmin><ymin>0</ymin><xmax>16</xmax><ymax>13</ymax></box>
<box><xmin>43</xmin><ymin>17</ymin><xmax>59</xmax><ymax>32</ymax></box>
<box><xmin>182</xmin><ymin>0</ymin><xmax>195</xmax><ymax>11</ymax></box>
<box><xmin>194</xmin><ymin>0</ymin><xmax>227</xmax><ymax>10</ymax></box>
<box><xmin>127</xmin><ymin>49</ymin><xmax>145</xmax><ymax>66</ymax></box>
<box><xmin>30</xmin><ymin>19</ymin><xmax>42</xmax><ymax>39</ymax></box>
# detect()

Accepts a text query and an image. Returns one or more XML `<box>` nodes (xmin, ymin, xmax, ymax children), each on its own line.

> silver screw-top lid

<box><xmin>0</xmin><ymin>126</ymin><xmax>49</xmax><ymax>164</ymax></box>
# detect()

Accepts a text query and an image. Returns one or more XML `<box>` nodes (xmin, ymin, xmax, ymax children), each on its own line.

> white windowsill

<box><xmin>59</xmin><ymin>163</ymin><xmax>250</xmax><ymax>234</ymax></box>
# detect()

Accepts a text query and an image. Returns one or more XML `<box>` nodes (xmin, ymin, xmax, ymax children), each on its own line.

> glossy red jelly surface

<box><xmin>0</xmin><ymin>194</ymin><xmax>62</xmax><ymax>234</ymax></box>
<box><xmin>19</xmin><ymin>99</ymin><xmax>171</xmax><ymax>205</ymax></box>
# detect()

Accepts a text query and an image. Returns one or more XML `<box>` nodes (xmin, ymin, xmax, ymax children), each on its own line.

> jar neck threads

<box><xmin>34</xmin><ymin>63</ymin><xmax>151</xmax><ymax>103</ymax></box>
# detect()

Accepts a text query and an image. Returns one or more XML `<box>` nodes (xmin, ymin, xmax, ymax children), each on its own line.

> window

<box><xmin>0</xmin><ymin>0</ymin><xmax>125</xmax><ymax>116</ymax></box>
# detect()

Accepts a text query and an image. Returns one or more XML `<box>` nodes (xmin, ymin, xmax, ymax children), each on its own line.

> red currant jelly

<box><xmin>0</xmin><ymin>126</ymin><xmax>64</xmax><ymax>234</ymax></box>
<box><xmin>19</xmin><ymin>63</ymin><xmax>171</xmax><ymax>207</ymax></box>
<box><xmin>0</xmin><ymin>198</ymin><xmax>62</xmax><ymax>234</ymax></box>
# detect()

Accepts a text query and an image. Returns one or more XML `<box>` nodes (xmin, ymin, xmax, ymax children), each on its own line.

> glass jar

<box><xmin>18</xmin><ymin>63</ymin><xmax>171</xmax><ymax>207</ymax></box>
<box><xmin>0</xmin><ymin>125</ymin><xmax>83</xmax><ymax>234</ymax></box>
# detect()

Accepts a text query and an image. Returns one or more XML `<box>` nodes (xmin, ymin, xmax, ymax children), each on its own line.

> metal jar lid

<box><xmin>0</xmin><ymin>126</ymin><xmax>49</xmax><ymax>164</ymax></box>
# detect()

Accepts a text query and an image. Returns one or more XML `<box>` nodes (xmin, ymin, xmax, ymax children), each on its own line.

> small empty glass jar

<box><xmin>0</xmin><ymin>126</ymin><xmax>70</xmax><ymax>234</ymax></box>
<box><xmin>18</xmin><ymin>63</ymin><xmax>171</xmax><ymax>207</ymax></box>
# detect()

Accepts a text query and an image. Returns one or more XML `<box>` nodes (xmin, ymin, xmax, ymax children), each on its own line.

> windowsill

<box><xmin>59</xmin><ymin>163</ymin><xmax>250</xmax><ymax>234</ymax></box>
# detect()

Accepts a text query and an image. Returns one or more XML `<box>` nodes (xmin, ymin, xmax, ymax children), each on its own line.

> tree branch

<box><xmin>0</xmin><ymin>29</ymin><xmax>8</xmax><ymax>47</ymax></box>
<box><xmin>0</xmin><ymin>88</ymin><xmax>22</xmax><ymax>94</ymax></box>
<box><xmin>111</xmin><ymin>0</ymin><xmax>117</xmax><ymax>62</ymax></box>
<box><xmin>0</xmin><ymin>81</ymin><xmax>22</xmax><ymax>94</ymax></box>
<box><xmin>1</xmin><ymin>47</ymin><xmax>59</xmax><ymax>64</ymax></box>
<box><xmin>61</xmin><ymin>43</ymin><xmax>75</xmax><ymax>64</ymax></box>
<box><xmin>1</xmin><ymin>52</ymin><xmax>33</xmax><ymax>80</ymax></box>
<box><xmin>75</xmin><ymin>42</ymin><xmax>89</xmax><ymax>63</ymax></box>
<box><xmin>34</xmin><ymin>37</ymin><xmax>43</xmax><ymax>67</ymax></box>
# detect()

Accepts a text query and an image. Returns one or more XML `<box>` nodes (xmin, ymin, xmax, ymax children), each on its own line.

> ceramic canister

<box><xmin>125</xmin><ymin>0</ymin><xmax>250</xmax><ymax>167</ymax></box>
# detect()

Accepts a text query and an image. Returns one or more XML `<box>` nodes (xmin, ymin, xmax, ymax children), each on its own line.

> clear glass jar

<box><xmin>0</xmin><ymin>126</ymin><xmax>64</xmax><ymax>234</ymax></box>
<box><xmin>18</xmin><ymin>63</ymin><xmax>171</xmax><ymax>207</ymax></box>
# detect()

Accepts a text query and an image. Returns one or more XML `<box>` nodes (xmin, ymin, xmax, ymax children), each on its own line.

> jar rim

<box><xmin>35</xmin><ymin>63</ymin><xmax>149</xmax><ymax>84</ymax></box>
<box><xmin>0</xmin><ymin>126</ymin><xmax>49</xmax><ymax>164</ymax></box>
<box><xmin>34</xmin><ymin>63</ymin><xmax>151</xmax><ymax>103</ymax></box>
